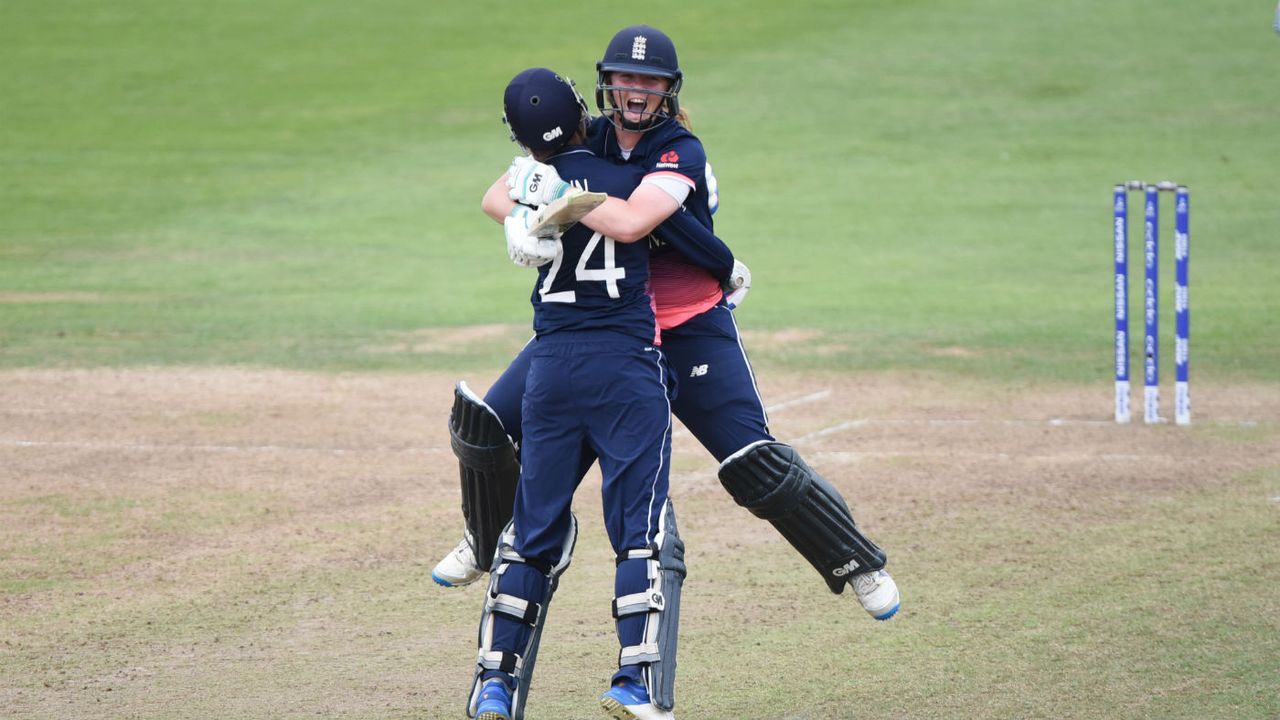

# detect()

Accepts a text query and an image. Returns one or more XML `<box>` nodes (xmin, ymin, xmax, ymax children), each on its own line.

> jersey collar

<box><xmin>545</xmin><ymin>145</ymin><xmax>596</xmax><ymax>162</ymax></box>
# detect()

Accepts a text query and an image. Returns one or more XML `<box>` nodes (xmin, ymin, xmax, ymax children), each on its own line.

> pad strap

<box><xmin>477</xmin><ymin>649</ymin><xmax>523</xmax><ymax>676</ymax></box>
<box><xmin>490</xmin><ymin>593</ymin><xmax>541</xmax><ymax>626</ymax></box>
<box><xmin>619</xmin><ymin>642</ymin><xmax>661</xmax><ymax>667</ymax></box>
<box><xmin>617</xmin><ymin>547</ymin><xmax>656</xmax><ymax>563</ymax></box>
<box><xmin>612</xmin><ymin>590</ymin><xmax>665</xmax><ymax>619</ymax></box>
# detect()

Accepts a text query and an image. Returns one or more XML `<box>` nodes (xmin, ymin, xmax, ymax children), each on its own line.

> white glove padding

<box><xmin>722</xmin><ymin>259</ymin><xmax>751</xmax><ymax>309</ymax></box>
<box><xmin>505</xmin><ymin>206</ymin><xmax>560</xmax><ymax>268</ymax></box>
<box><xmin>507</xmin><ymin>155</ymin><xmax>570</xmax><ymax>207</ymax></box>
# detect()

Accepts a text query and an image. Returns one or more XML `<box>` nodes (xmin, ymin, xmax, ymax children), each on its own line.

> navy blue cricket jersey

<box><xmin>530</xmin><ymin>146</ymin><xmax>655</xmax><ymax>343</ymax></box>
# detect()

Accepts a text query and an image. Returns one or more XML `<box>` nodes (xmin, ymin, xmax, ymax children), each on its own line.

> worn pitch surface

<box><xmin>2</xmin><ymin>369</ymin><xmax>1277</xmax><ymax>718</ymax></box>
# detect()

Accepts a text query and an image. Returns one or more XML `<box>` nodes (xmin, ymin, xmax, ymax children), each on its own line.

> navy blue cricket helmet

<box><xmin>502</xmin><ymin>68</ymin><xmax>589</xmax><ymax>153</ymax></box>
<box><xmin>596</xmin><ymin>25</ymin><xmax>683</xmax><ymax>131</ymax></box>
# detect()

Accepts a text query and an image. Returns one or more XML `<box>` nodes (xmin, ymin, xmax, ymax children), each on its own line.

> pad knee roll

<box><xmin>719</xmin><ymin>441</ymin><xmax>885</xmax><ymax>594</ymax></box>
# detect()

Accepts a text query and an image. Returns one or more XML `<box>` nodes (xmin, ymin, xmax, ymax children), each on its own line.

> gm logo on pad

<box><xmin>831</xmin><ymin>559</ymin><xmax>861</xmax><ymax>577</ymax></box>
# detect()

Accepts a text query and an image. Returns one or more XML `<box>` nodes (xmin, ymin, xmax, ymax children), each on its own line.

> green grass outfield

<box><xmin>2</xmin><ymin>0</ymin><xmax>1277</xmax><ymax>380</ymax></box>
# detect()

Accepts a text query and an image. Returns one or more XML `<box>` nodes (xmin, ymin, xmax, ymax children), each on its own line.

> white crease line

<box><xmin>2</xmin><ymin>439</ymin><xmax>447</xmax><ymax>455</ymax></box>
<box><xmin>672</xmin><ymin>389</ymin><xmax>834</xmax><ymax>440</ymax></box>
<box><xmin>765</xmin><ymin>389</ymin><xmax>833</xmax><ymax>413</ymax></box>
<box><xmin>812</xmin><ymin>450</ymin><xmax>1151</xmax><ymax>462</ymax></box>
<box><xmin>791</xmin><ymin>420</ymin><xmax>870</xmax><ymax>445</ymax></box>
<box><xmin>792</xmin><ymin>417</ymin><xmax>1264</xmax><ymax>443</ymax></box>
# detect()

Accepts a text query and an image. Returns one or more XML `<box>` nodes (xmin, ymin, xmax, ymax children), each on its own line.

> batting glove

<box><xmin>507</xmin><ymin>155</ymin><xmax>570</xmax><ymax>207</ymax></box>
<box><xmin>504</xmin><ymin>205</ymin><xmax>560</xmax><ymax>268</ymax></box>
<box><xmin>722</xmin><ymin>259</ymin><xmax>752</xmax><ymax>309</ymax></box>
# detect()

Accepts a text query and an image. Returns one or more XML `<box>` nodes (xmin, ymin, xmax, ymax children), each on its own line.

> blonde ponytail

<box><xmin>675</xmin><ymin>107</ymin><xmax>692</xmax><ymax>132</ymax></box>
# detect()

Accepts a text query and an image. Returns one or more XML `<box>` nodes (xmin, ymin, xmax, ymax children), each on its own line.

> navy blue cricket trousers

<box><xmin>513</xmin><ymin>331</ymin><xmax>674</xmax><ymax>563</ymax></box>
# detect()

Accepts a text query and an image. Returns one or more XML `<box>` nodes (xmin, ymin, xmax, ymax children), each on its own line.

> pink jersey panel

<box><xmin>650</xmin><ymin>252</ymin><xmax>723</xmax><ymax>331</ymax></box>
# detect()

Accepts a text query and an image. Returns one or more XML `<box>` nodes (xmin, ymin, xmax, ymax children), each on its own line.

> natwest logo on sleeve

<box><xmin>655</xmin><ymin>150</ymin><xmax>680</xmax><ymax>169</ymax></box>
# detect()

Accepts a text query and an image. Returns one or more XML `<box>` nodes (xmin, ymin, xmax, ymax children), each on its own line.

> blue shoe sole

<box><xmin>431</xmin><ymin>572</ymin><xmax>456</xmax><ymax>588</ymax></box>
<box><xmin>873</xmin><ymin>602</ymin><xmax>900</xmax><ymax>621</ymax></box>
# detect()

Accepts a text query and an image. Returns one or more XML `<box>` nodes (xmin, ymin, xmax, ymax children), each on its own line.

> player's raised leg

<box><xmin>665</xmin><ymin>305</ymin><xmax>899</xmax><ymax>619</ymax></box>
<box><xmin>433</xmin><ymin>380</ymin><xmax>520</xmax><ymax>587</ymax></box>
<box><xmin>432</xmin><ymin>339</ymin><xmax>535</xmax><ymax>587</ymax></box>
<box><xmin>719</xmin><ymin>440</ymin><xmax>899</xmax><ymax>619</ymax></box>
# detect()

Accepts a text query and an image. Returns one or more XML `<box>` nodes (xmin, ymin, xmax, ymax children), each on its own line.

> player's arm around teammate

<box><xmin>487</xmin><ymin>163</ymin><xmax>676</xmax><ymax>243</ymax></box>
<box><xmin>482</xmin><ymin>154</ymin><xmax>734</xmax><ymax>274</ymax></box>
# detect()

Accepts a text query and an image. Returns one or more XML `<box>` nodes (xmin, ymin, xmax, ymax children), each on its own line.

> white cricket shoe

<box><xmin>599</xmin><ymin>680</ymin><xmax>674</xmax><ymax>720</ymax></box>
<box><xmin>853</xmin><ymin>569</ymin><xmax>900</xmax><ymax>620</ymax></box>
<box><xmin>430</xmin><ymin>533</ymin><xmax>485</xmax><ymax>587</ymax></box>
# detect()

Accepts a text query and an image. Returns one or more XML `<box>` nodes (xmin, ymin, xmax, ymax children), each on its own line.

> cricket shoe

<box><xmin>474</xmin><ymin>678</ymin><xmax>512</xmax><ymax>720</ymax></box>
<box><xmin>430</xmin><ymin>532</ymin><xmax>485</xmax><ymax>587</ymax></box>
<box><xmin>852</xmin><ymin>568</ymin><xmax>900</xmax><ymax>620</ymax></box>
<box><xmin>599</xmin><ymin>679</ymin><xmax>674</xmax><ymax>720</ymax></box>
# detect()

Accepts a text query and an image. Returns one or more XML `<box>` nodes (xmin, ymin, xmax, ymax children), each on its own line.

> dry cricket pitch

<box><xmin>2</xmin><ymin>368</ymin><xmax>1277</xmax><ymax>718</ymax></box>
